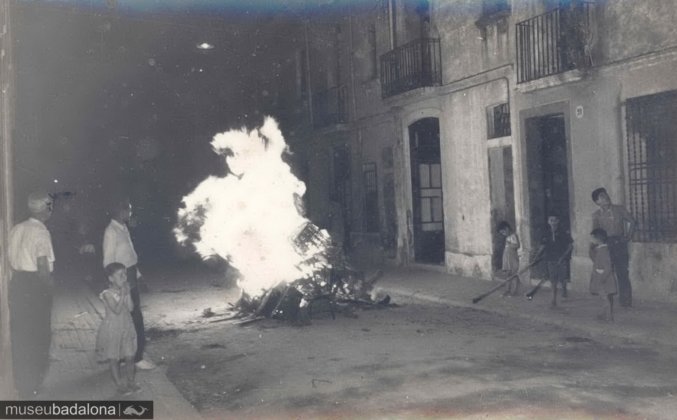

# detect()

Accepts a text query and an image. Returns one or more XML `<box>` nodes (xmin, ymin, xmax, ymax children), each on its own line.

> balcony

<box><xmin>380</xmin><ymin>38</ymin><xmax>442</xmax><ymax>99</ymax></box>
<box><xmin>313</xmin><ymin>84</ymin><xmax>348</xmax><ymax>128</ymax></box>
<box><xmin>516</xmin><ymin>2</ymin><xmax>594</xmax><ymax>84</ymax></box>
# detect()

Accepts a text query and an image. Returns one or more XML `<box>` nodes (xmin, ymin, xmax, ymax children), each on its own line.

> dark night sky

<box><xmin>13</xmin><ymin>0</ymin><xmax>314</xmax><ymax>259</ymax></box>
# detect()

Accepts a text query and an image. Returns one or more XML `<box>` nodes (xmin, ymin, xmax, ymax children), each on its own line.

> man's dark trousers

<box><xmin>127</xmin><ymin>265</ymin><xmax>145</xmax><ymax>362</ymax></box>
<box><xmin>9</xmin><ymin>271</ymin><xmax>53</xmax><ymax>397</ymax></box>
<box><xmin>608</xmin><ymin>236</ymin><xmax>631</xmax><ymax>307</ymax></box>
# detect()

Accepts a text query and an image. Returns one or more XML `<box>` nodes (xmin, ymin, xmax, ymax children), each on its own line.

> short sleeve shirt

<box><xmin>592</xmin><ymin>204</ymin><xmax>634</xmax><ymax>237</ymax></box>
<box><xmin>8</xmin><ymin>218</ymin><xmax>55</xmax><ymax>272</ymax></box>
<box><xmin>103</xmin><ymin>219</ymin><xmax>138</xmax><ymax>268</ymax></box>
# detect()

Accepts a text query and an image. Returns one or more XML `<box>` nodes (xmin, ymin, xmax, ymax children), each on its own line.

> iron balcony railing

<box><xmin>516</xmin><ymin>2</ymin><xmax>594</xmax><ymax>83</ymax></box>
<box><xmin>313</xmin><ymin>84</ymin><xmax>348</xmax><ymax>128</ymax></box>
<box><xmin>380</xmin><ymin>38</ymin><xmax>442</xmax><ymax>98</ymax></box>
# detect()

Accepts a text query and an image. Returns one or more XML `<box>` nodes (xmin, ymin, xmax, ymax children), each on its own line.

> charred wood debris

<box><xmin>207</xmin><ymin>223</ymin><xmax>392</xmax><ymax>325</ymax></box>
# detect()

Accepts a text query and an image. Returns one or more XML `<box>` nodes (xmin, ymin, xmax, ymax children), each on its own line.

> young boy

<box><xmin>589</xmin><ymin>228</ymin><xmax>617</xmax><ymax>322</ymax></box>
<box><xmin>536</xmin><ymin>214</ymin><xmax>573</xmax><ymax>307</ymax></box>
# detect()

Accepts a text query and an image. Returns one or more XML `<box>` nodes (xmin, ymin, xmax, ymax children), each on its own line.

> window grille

<box><xmin>487</xmin><ymin>102</ymin><xmax>511</xmax><ymax>139</ymax></box>
<box><xmin>625</xmin><ymin>90</ymin><xmax>677</xmax><ymax>242</ymax></box>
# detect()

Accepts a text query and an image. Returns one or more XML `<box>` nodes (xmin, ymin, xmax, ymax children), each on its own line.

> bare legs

<box><xmin>502</xmin><ymin>274</ymin><xmax>521</xmax><ymax>297</ymax></box>
<box><xmin>596</xmin><ymin>293</ymin><xmax>614</xmax><ymax>322</ymax></box>
<box><xmin>109</xmin><ymin>357</ymin><xmax>136</xmax><ymax>394</ymax></box>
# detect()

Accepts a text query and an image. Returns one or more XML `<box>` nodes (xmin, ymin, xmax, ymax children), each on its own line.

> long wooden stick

<box><xmin>472</xmin><ymin>259</ymin><xmax>541</xmax><ymax>304</ymax></box>
<box><xmin>525</xmin><ymin>250</ymin><xmax>573</xmax><ymax>300</ymax></box>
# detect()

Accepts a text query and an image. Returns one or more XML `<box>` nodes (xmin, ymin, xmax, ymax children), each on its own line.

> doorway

<box><xmin>525</xmin><ymin>114</ymin><xmax>570</xmax><ymax>278</ymax></box>
<box><xmin>409</xmin><ymin>118</ymin><xmax>445</xmax><ymax>264</ymax></box>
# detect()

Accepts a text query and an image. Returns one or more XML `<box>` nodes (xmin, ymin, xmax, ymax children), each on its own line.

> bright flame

<box><xmin>175</xmin><ymin>117</ymin><xmax>330</xmax><ymax>296</ymax></box>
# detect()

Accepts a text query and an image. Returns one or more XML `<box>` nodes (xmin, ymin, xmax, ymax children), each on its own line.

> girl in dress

<box><xmin>589</xmin><ymin>228</ymin><xmax>618</xmax><ymax>322</ymax></box>
<box><xmin>96</xmin><ymin>262</ymin><xmax>139</xmax><ymax>395</ymax></box>
<box><xmin>497</xmin><ymin>221</ymin><xmax>521</xmax><ymax>296</ymax></box>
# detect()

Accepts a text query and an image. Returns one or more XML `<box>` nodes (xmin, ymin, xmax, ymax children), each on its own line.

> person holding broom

<box><xmin>535</xmin><ymin>214</ymin><xmax>573</xmax><ymax>307</ymax></box>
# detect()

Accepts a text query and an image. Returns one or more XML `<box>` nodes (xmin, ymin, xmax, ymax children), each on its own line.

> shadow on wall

<box><xmin>347</xmin><ymin>234</ymin><xmax>385</xmax><ymax>270</ymax></box>
<box><xmin>630</xmin><ymin>242</ymin><xmax>677</xmax><ymax>300</ymax></box>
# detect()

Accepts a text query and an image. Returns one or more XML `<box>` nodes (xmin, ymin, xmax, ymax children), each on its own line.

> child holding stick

<box><xmin>535</xmin><ymin>214</ymin><xmax>574</xmax><ymax>307</ymax></box>
<box><xmin>96</xmin><ymin>262</ymin><xmax>139</xmax><ymax>395</ymax></box>
<box><xmin>589</xmin><ymin>228</ymin><xmax>618</xmax><ymax>322</ymax></box>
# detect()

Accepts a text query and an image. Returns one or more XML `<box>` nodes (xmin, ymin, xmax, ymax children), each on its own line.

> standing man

<box><xmin>103</xmin><ymin>198</ymin><xmax>155</xmax><ymax>370</ymax></box>
<box><xmin>8</xmin><ymin>192</ymin><xmax>55</xmax><ymax>397</ymax></box>
<box><xmin>591</xmin><ymin>187</ymin><xmax>636</xmax><ymax>307</ymax></box>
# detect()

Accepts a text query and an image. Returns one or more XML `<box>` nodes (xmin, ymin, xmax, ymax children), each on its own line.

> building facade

<box><xmin>284</xmin><ymin>0</ymin><xmax>677</xmax><ymax>301</ymax></box>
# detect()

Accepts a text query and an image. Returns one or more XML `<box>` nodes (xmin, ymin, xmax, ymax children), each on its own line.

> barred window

<box><xmin>626</xmin><ymin>90</ymin><xmax>677</xmax><ymax>242</ymax></box>
<box><xmin>363</xmin><ymin>162</ymin><xmax>380</xmax><ymax>232</ymax></box>
<box><xmin>487</xmin><ymin>102</ymin><xmax>511</xmax><ymax>139</ymax></box>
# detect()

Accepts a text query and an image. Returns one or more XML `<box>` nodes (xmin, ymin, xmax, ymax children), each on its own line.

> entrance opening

<box><xmin>409</xmin><ymin>118</ymin><xmax>445</xmax><ymax>264</ymax></box>
<box><xmin>525</xmin><ymin>114</ymin><xmax>570</xmax><ymax>279</ymax></box>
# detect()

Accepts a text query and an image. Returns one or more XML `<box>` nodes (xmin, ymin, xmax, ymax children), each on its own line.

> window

<box><xmin>483</xmin><ymin>0</ymin><xmax>510</xmax><ymax>15</ymax></box>
<box><xmin>417</xmin><ymin>163</ymin><xmax>444</xmax><ymax>231</ymax></box>
<box><xmin>626</xmin><ymin>90</ymin><xmax>677</xmax><ymax>242</ymax></box>
<box><xmin>367</xmin><ymin>24</ymin><xmax>378</xmax><ymax>80</ymax></box>
<box><xmin>476</xmin><ymin>0</ymin><xmax>510</xmax><ymax>31</ymax></box>
<box><xmin>363</xmin><ymin>162</ymin><xmax>380</xmax><ymax>232</ymax></box>
<box><xmin>487</xmin><ymin>102</ymin><xmax>511</xmax><ymax>139</ymax></box>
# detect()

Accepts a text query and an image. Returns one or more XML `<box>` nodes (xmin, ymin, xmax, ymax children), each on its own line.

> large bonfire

<box><xmin>174</xmin><ymin>117</ymin><xmax>384</xmax><ymax>323</ymax></box>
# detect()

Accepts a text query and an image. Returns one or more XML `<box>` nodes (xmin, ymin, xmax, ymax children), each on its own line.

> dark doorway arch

<box><xmin>409</xmin><ymin>117</ymin><xmax>445</xmax><ymax>264</ymax></box>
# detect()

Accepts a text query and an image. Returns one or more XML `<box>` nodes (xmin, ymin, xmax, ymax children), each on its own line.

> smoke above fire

<box><xmin>174</xmin><ymin>117</ymin><xmax>330</xmax><ymax>297</ymax></box>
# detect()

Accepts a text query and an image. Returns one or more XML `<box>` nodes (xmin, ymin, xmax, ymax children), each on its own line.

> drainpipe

<box><xmin>347</xmin><ymin>13</ymin><xmax>357</xmax><ymax>121</ymax></box>
<box><xmin>388</xmin><ymin>0</ymin><xmax>396</xmax><ymax>49</ymax></box>
<box><xmin>303</xmin><ymin>19</ymin><xmax>314</xmax><ymax>127</ymax></box>
<box><xmin>348</xmin><ymin>13</ymin><xmax>359</xmax><ymax>236</ymax></box>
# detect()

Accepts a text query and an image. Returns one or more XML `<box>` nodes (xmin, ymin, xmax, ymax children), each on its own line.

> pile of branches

<box><xmin>229</xmin><ymin>223</ymin><xmax>390</xmax><ymax>324</ymax></box>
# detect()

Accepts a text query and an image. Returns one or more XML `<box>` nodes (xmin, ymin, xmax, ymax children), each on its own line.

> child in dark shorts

<box><xmin>536</xmin><ymin>214</ymin><xmax>573</xmax><ymax>307</ymax></box>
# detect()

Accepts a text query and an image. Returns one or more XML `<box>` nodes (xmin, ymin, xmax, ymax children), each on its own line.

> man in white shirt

<box><xmin>103</xmin><ymin>198</ymin><xmax>155</xmax><ymax>370</ymax></box>
<box><xmin>8</xmin><ymin>192</ymin><xmax>55</xmax><ymax>397</ymax></box>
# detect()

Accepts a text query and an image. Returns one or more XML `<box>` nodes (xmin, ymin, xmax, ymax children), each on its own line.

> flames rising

<box><xmin>174</xmin><ymin>117</ymin><xmax>330</xmax><ymax>297</ymax></box>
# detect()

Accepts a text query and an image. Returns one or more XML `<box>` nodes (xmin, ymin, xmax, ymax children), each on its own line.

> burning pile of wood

<box><xmin>229</xmin><ymin>223</ymin><xmax>390</xmax><ymax>323</ymax></box>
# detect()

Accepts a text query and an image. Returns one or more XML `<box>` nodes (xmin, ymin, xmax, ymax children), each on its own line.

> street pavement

<box><xmin>35</xmin><ymin>262</ymin><xmax>677</xmax><ymax>419</ymax></box>
<box><xmin>38</xmin><ymin>276</ymin><xmax>202</xmax><ymax>420</ymax></box>
<box><xmin>375</xmin><ymin>265</ymin><xmax>677</xmax><ymax>349</ymax></box>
